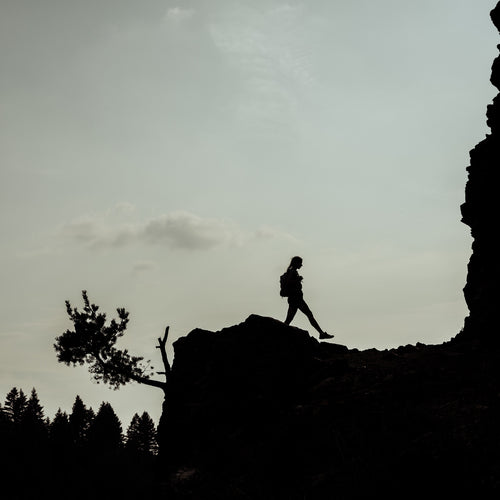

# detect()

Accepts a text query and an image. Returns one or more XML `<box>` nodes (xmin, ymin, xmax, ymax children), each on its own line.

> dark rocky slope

<box><xmin>161</xmin><ymin>315</ymin><xmax>500</xmax><ymax>499</ymax></box>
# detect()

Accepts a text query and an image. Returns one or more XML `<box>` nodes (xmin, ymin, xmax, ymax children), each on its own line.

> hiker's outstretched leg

<box><xmin>285</xmin><ymin>303</ymin><xmax>298</xmax><ymax>325</ymax></box>
<box><xmin>296</xmin><ymin>300</ymin><xmax>320</xmax><ymax>333</ymax></box>
<box><xmin>305</xmin><ymin>310</ymin><xmax>323</xmax><ymax>335</ymax></box>
<box><xmin>285</xmin><ymin>298</ymin><xmax>298</xmax><ymax>325</ymax></box>
<box><xmin>298</xmin><ymin>300</ymin><xmax>330</xmax><ymax>337</ymax></box>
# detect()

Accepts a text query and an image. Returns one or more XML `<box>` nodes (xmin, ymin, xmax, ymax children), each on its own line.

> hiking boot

<box><xmin>319</xmin><ymin>331</ymin><xmax>334</xmax><ymax>340</ymax></box>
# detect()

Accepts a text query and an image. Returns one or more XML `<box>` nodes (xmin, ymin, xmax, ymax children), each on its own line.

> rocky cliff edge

<box><xmin>161</xmin><ymin>315</ymin><xmax>500</xmax><ymax>499</ymax></box>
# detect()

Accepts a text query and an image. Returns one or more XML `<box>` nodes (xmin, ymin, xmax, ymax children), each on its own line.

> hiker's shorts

<box><xmin>287</xmin><ymin>295</ymin><xmax>312</xmax><ymax>315</ymax></box>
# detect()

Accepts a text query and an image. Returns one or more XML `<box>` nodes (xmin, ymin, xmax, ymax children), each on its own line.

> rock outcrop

<box><xmin>460</xmin><ymin>1</ymin><xmax>500</xmax><ymax>340</ymax></box>
<box><xmin>161</xmin><ymin>315</ymin><xmax>500</xmax><ymax>498</ymax></box>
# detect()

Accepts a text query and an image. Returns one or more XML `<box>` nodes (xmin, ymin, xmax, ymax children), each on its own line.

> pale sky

<box><xmin>1</xmin><ymin>0</ymin><xmax>498</xmax><ymax>426</ymax></box>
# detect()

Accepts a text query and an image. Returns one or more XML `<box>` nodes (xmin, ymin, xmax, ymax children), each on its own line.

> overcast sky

<box><xmin>1</xmin><ymin>0</ymin><xmax>498</xmax><ymax>426</ymax></box>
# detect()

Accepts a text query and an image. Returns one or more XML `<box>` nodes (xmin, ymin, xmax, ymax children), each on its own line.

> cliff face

<box><xmin>460</xmin><ymin>2</ymin><xmax>500</xmax><ymax>339</ymax></box>
<box><xmin>162</xmin><ymin>315</ymin><xmax>500</xmax><ymax>499</ymax></box>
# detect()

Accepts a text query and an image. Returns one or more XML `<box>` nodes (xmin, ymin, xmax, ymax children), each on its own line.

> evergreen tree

<box><xmin>47</xmin><ymin>408</ymin><xmax>73</xmax><ymax>491</ymax></box>
<box><xmin>126</xmin><ymin>411</ymin><xmax>158</xmax><ymax>456</ymax></box>
<box><xmin>1</xmin><ymin>388</ymin><xmax>49</xmax><ymax>492</ymax></box>
<box><xmin>2</xmin><ymin>387</ymin><xmax>29</xmax><ymax>473</ymax></box>
<box><xmin>23</xmin><ymin>388</ymin><xmax>46</xmax><ymax>426</ymax></box>
<box><xmin>69</xmin><ymin>395</ymin><xmax>94</xmax><ymax>447</ymax></box>
<box><xmin>4</xmin><ymin>387</ymin><xmax>28</xmax><ymax>424</ymax></box>
<box><xmin>21</xmin><ymin>388</ymin><xmax>48</xmax><ymax>448</ymax></box>
<box><xmin>54</xmin><ymin>291</ymin><xmax>163</xmax><ymax>389</ymax></box>
<box><xmin>126</xmin><ymin>413</ymin><xmax>141</xmax><ymax>450</ymax></box>
<box><xmin>87</xmin><ymin>401</ymin><xmax>123</xmax><ymax>453</ymax></box>
<box><xmin>50</xmin><ymin>408</ymin><xmax>72</xmax><ymax>451</ymax></box>
<box><xmin>1</xmin><ymin>389</ymin><xmax>22</xmax><ymax>459</ymax></box>
<box><xmin>54</xmin><ymin>291</ymin><xmax>171</xmax><ymax>455</ymax></box>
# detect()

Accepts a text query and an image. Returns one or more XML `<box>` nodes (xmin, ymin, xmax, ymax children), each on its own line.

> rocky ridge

<box><xmin>161</xmin><ymin>315</ymin><xmax>500</xmax><ymax>499</ymax></box>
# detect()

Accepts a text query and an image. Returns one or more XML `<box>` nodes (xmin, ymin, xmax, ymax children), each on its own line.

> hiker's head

<box><xmin>289</xmin><ymin>256</ymin><xmax>303</xmax><ymax>269</ymax></box>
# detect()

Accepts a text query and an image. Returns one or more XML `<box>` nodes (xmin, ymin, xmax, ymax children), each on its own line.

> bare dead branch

<box><xmin>156</xmin><ymin>326</ymin><xmax>171</xmax><ymax>381</ymax></box>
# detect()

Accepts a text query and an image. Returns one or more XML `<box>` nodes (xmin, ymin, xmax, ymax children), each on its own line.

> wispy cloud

<box><xmin>210</xmin><ymin>4</ymin><xmax>315</xmax><ymax>84</ymax></box>
<box><xmin>142</xmin><ymin>211</ymin><xmax>238</xmax><ymax>249</ymax></box>
<box><xmin>61</xmin><ymin>216</ymin><xmax>104</xmax><ymax>243</ymax></box>
<box><xmin>254</xmin><ymin>225</ymin><xmax>297</xmax><ymax>242</ymax></box>
<box><xmin>208</xmin><ymin>3</ymin><xmax>316</xmax><ymax>137</ymax></box>
<box><xmin>60</xmin><ymin>207</ymin><xmax>294</xmax><ymax>251</ymax></box>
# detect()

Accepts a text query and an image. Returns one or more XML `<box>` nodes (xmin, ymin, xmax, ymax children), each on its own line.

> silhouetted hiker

<box><xmin>280</xmin><ymin>256</ymin><xmax>334</xmax><ymax>340</ymax></box>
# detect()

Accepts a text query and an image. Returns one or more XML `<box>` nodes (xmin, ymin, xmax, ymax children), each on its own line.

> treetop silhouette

<box><xmin>54</xmin><ymin>290</ymin><xmax>170</xmax><ymax>392</ymax></box>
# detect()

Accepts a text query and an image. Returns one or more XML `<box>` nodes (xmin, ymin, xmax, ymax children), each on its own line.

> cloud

<box><xmin>142</xmin><ymin>211</ymin><xmax>237</xmax><ymax>250</ymax></box>
<box><xmin>110</xmin><ymin>202</ymin><xmax>135</xmax><ymax>214</ymax></box>
<box><xmin>209</xmin><ymin>3</ymin><xmax>314</xmax><ymax>86</ymax></box>
<box><xmin>61</xmin><ymin>216</ymin><xmax>103</xmax><ymax>243</ymax></box>
<box><xmin>254</xmin><ymin>225</ymin><xmax>298</xmax><ymax>242</ymax></box>
<box><xmin>207</xmin><ymin>3</ymin><xmax>316</xmax><ymax>141</ymax></box>
<box><xmin>60</xmin><ymin>208</ymin><xmax>292</xmax><ymax>252</ymax></box>
<box><xmin>166</xmin><ymin>7</ymin><xmax>195</xmax><ymax>22</ymax></box>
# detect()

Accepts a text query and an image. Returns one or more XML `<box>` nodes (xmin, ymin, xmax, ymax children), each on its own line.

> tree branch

<box><xmin>129</xmin><ymin>372</ymin><xmax>167</xmax><ymax>392</ymax></box>
<box><xmin>94</xmin><ymin>352</ymin><xmax>167</xmax><ymax>392</ymax></box>
<box><xmin>56</xmin><ymin>292</ymin><xmax>171</xmax><ymax>395</ymax></box>
<box><xmin>156</xmin><ymin>326</ymin><xmax>171</xmax><ymax>383</ymax></box>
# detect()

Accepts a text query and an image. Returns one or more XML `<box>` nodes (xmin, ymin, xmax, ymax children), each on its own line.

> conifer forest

<box><xmin>0</xmin><ymin>387</ymin><xmax>159</xmax><ymax>498</ymax></box>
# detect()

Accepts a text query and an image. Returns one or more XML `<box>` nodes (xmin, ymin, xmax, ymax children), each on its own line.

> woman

<box><xmin>283</xmin><ymin>256</ymin><xmax>334</xmax><ymax>340</ymax></box>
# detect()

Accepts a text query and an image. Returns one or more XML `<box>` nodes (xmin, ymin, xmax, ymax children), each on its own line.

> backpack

<box><xmin>279</xmin><ymin>270</ymin><xmax>293</xmax><ymax>297</ymax></box>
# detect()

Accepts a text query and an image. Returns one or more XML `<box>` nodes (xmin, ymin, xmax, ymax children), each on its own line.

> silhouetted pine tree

<box><xmin>69</xmin><ymin>394</ymin><xmax>94</xmax><ymax>448</ymax></box>
<box><xmin>50</xmin><ymin>408</ymin><xmax>72</xmax><ymax>452</ymax></box>
<box><xmin>24</xmin><ymin>388</ymin><xmax>44</xmax><ymax>420</ymax></box>
<box><xmin>78</xmin><ymin>402</ymin><xmax>125</xmax><ymax>495</ymax></box>
<box><xmin>2</xmin><ymin>388</ymin><xmax>28</xmax><ymax>471</ymax></box>
<box><xmin>18</xmin><ymin>388</ymin><xmax>49</xmax><ymax>487</ymax></box>
<box><xmin>1</xmin><ymin>388</ymin><xmax>50</xmax><ymax>495</ymax></box>
<box><xmin>126</xmin><ymin>413</ymin><xmax>142</xmax><ymax>453</ymax></box>
<box><xmin>21</xmin><ymin>388</ymin><xmax>48</xmax><ymax>443</ymax></box>
<box><xmin>126</xmin><ymin>411</ymin><xmax>158</xmax><ymax>456</ymax></box>
<box><xmin>3</xmin><ymin>387</ymin><xmax>28</xmax><ymax>424</ymax></box>
<box><xmin>47</xmin><ymin>408</ymin><xmax>75</xmax><ymax>492</ymax></box>
<box><xmin>87</xmin><ymin>401</ymin><xmax>123</xmax><ymax>453</ymax></box>
<box><xmin>54</xmin><ymin>291</ymin><xmax>171</xmax><ymax>457</ymax></box>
